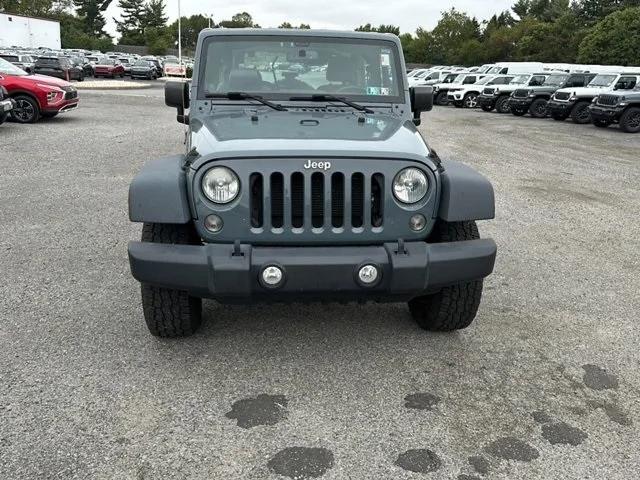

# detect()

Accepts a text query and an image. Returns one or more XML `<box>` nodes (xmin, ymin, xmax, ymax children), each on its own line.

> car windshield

<box><xmin>450</xmin><ymin>74</ymin><xmax>467</xmax><ymax>84</ymax></box>
<box><xmin>543</xmin><ymin>74</ymin><xmax>569</xmax><ymax>86</ymax></box>
<box><xmin>476</xmin><ymin>76</ymin><xmax>495</xmax><ymax>85</ymax></box>
<box><xmin>510</xmin><ymin>74</ymin><xmax>530</xmax><ymax>84</ymax></box>
<box><xmin>97</xmin><ymin>58</ymin><xmax>115</xmax><ymax>65</ymax></box>
<box><xmin>201</xmin><ymin>35</ymin><xmax>403</xmax><ymax>101</ymax></box>
<box><xmin>589</xmin><ymin>74</ymin><xmax>617</xmax><ymax>87</ymax></box>
<box><xmin>0</xmin><ymin>57</ymin><xmax>27</xmax><ymax>75</ymax></box>
<box><xmin>134</xmin><ymin>60</ymin><xmax>150</xmax><ymax>66</ymax></box>
<box><xmin>36</xmin><ymin>57</ymin><xmax>60</xmax><ymax>66</ymax></box>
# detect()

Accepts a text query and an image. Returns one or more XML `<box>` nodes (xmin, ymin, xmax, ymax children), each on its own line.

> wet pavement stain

<box><xmin>225</xmin><ymin>393</ymin><xmax>288</xmax><ymax>429</ymax></box>
<box><xmin>267</xmin><ymin>447</ymin><xmax>334</xmax><ymax>479</ymax></box>
<box><xmin>582</xmin><ymin>364</ymin><xmax>619</xmax><ymax>390</ymax></box>
<box><xmin>541</xmin><ymin>422</ymin><xmax>588</xmax><ymax>446</ymax></box>
<box><xmin>404</xmin><ymin>393</ymin><xmax>441</xmax><ymax>410</ymax></box>
<box><xmin>532</xmin><ymin>411</ymin><xmax>553</xmax><ymax>424</ymax></box>
<box><xmin>588</xmin><ymin>400</ymin><xmax>633</xmax><ymax>426</ymax></box>
<box><xmin>468</xmin><ymin>455</ymin><xmax>490</xmax><ymax>475</ymax></box>
<box><xmin>484</xmin><ymin>437</ymin><xmax>540</xmax><ymax>462</ymax></box>
<box><xmin>395</xmin><ymin>449</ymin><xmax>442</xmax><ymax>474</ymax></box>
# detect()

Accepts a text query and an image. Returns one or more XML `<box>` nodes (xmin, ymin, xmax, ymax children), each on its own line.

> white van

<box><xmin>485</xmin><ymin>62</ymin><xmax>544</xmax><ymax>75</ymax></box>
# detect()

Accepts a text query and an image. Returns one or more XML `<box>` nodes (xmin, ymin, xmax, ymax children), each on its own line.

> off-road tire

<box><xmin>408</xmin><ymin>221</ymin><xmax>484</xmax><ymax>332</ymax></box>
<box><xmin>592</xmin><ymin>119</ymin><xmax>610</xmax><ymax>128</ymax></box>
<box><xmin>140</xmin><ymin>223</ymin><xmax>203</xmax><ymax>338</ymax></box>
<box><xmin>481</xmin><ymin>105</ymin><xmax>493</xmax><ymax>112</ymax></box>
<box><xmin>529</xmin><ymin>98</ymin><xmax>548</xmax><ymax>118</ymax></box>
<box><xmin>510</xmin><ymin>107</ymin><xmax>526</xmax><ymax>116</ymax></box>
<box><xmin>435</xmin><ymin>91</ymin><xmax>449</xmax><ymax>106</ymax></box>
<box><xmin>570</xmin><ymin>101</ymin><xmax>591</xmax><ymax>124</ymax></box>
<box><xmin>10</xmin><ymin>94</ymin><xmax>40</xmax><ymax>123</ymax></box>
<box><xmin>495</xmin><ymin>96</ymin><xmax>511</xmax><ymax>114</ymax></box>
<box><xmin>619</xmin><ymin>107</ymin><xmax>640</xmax><ymax>133</ymax></box>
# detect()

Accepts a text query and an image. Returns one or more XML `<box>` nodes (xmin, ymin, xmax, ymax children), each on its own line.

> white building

<box><xmin>0</xmin><ymin>13</ymin><xmax>61</xmax><ymax>49</ymax></box>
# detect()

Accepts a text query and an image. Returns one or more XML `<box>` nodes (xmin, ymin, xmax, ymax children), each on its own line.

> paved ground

<box><xmin>1</xmin><ymin>92</ymin><xmax>639</xmax><ymax>480</ymax></box>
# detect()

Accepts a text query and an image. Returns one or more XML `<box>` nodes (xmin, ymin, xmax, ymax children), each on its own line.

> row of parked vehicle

<box><xmin>408</xmin><ymin>62</ymin><xmax>640</xmax><ymax>133</ymax></box>
<box><xmin>0</xmin><ymin>46</ymin><xmax>193</xmax><ymax>81</ymax></box>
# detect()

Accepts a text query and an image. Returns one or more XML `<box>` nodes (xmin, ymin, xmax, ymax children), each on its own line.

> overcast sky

<box><xmin>105</xmin><ymin>0</ymin><xmax>515</xmax><ymax>38</ymax></box>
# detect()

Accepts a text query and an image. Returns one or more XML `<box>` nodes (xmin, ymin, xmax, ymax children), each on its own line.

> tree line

<box><xmin>0</xmin><ymin>0</ymin><xmax>638</xmax><ymax>65</ymax></box>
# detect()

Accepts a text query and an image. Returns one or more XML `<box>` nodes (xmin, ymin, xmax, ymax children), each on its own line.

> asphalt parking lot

<box><xmin>1</xmin><ymin>91</ymin><xmax>639</xmax><ymax>480</ymax></box>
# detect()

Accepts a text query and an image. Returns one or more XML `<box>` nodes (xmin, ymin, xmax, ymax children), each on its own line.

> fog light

<box><xmin>358</xmin><ymin>265</ymin><xmax>379</xmax><ymax>285</ymax></box>
<box><xmin>204</xmin><ymin>214</ymin><xmax>223</xmax><ymax>233</ymax></box>
<box><xmin>409</xmin><ymin>214</ymin><xmax>427</xmax><ymax>232</ymax></box>
<box><xmin>262</xmin><ymin>265</ymin><xmax>284</xmax><ymax>287</ymax></box>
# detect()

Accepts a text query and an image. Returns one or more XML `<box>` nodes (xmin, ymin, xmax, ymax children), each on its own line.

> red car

<box><xmin>93</xmin><ymin>58</ymin><xmax>126</xmax><ymax>78</ymax></box>
<box><xmin>0</xmin><ymin>57</ymin><xmax>79</xmax><ymax>123</ymax></box>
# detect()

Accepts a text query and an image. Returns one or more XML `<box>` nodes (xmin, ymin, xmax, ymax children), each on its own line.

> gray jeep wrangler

<box><xmin>128</xmin><ymin>29</ymin><xmax>497</xmax><ymax>337</ymax></box>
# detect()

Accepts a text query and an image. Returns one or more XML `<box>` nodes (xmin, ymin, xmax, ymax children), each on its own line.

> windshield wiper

<box><xmin>205</xmin><ymin>92</ymin><xmax>287</xmax><ymax>111</ymax></box>
<box><xmin>289</xmin><ymin>94</ymin><xmax>374</xmax><ymax>114</ymax></box>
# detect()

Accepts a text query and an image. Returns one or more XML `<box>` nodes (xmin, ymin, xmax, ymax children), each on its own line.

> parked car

<box><xmin>33</xmin><ymin>56</ymin><xmax>84</xmax><ymax>81</ymax></box>
<box><xmin>547</xmin><ymin>72</ymin><xmax>640</xmax><ymax>123</ymax></box>
<box><xmin>0</xmin><ymin>85</ymin><xmax>15</xmax><ymax>125</ymax></box>
<box><xmin>507</xmin><ymin>72</ymin><xmax>598</xmax><ymax>117</ymax></box>
<box><xmin>450</xmin><ymin>74</ymin><xmax>515</xmax><ymax>109</ymax></box>
<box><xmin>130</xmin><ymin>60</ymin><xmax>159</xmax><ymax>80</ymax></box>
<box><xmin>433</xmin><ymin>73</ymin><xmax>486</xmax><ymax>106</ymax></box>
<box><xmin>94</xmin><ymin>58</ymin><xmax>126</xmax><ymax>78</ymax></box>
<box><xmin>119</xmin><ymin>57</ymin><xmax>134</xmax><ymax>76</ymax></box>
<box><xmin>0</xmin><ymin>53</ymin><xmax>36</xmax><ymax>74</ymax></box>
<box><xmin>476</xmin><ymin>73</ymin><xmax>549</xmax><ymax>113</ymax></box>
<box><xmin>589</xmin><ymin>88</ymin><xmax>640</xmax><ymax>133</ymax></box>
<box><xmin>0</xmin><ymin>58</ymin><xmax>79</xmax><ymax>123</ymax></box>
<box><xmin>70</xmin><ymin>56</ymin><xmax>94</xmax><ymax>77</ymax></box>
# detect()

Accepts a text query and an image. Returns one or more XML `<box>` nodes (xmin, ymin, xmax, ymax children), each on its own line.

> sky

<box><xmin>105</xmin><ymin>0</ymin><xmax>516</xmax><ymax>38</ymax></box>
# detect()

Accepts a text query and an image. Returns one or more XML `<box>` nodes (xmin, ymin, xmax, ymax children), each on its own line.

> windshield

<box><xmin>0</xmin><ymin>57</ymin><xmax>27</xmax><ymax>75</ymax></box>
<box><xmin>201</xmin><ymin>35</ymin><xmax>403</xmax><ymax>101</ymax></box>
<box><xmin>589</xmin><ymin>74</ymin><xmax>617</xmax><ymax>87</ymax></box>
<box><xmin>510</xmin><ymin>75</ymin><xmax>530</xmax><ymax>85</ymax></box>
<box><xmin>487</xmin><ymin>66</ymin><xmax>503</xmax><ymax>74</ymax></box>
<box><xmin>450</xmin><ymin>73</ymin><xmax>467</xmax><ymax>84</ymax></box>
<box><xmin>475</xmin><ymin>76</ymin><xmax>495</xmax><ymax>86</ymax></box>
<box><xmin>97</xmin><ymin>58</ymin><xmax>116</xmax><ymax>65</ymax></box>
<box><xmin>543</xmin><ymin>74</ymin><xmax>569</xmax><ymax>86</ymax></box>
<box><xmin>134</xmin><ymin>60</ymin><xmax>150</xmax><ymax>67</ymax></box>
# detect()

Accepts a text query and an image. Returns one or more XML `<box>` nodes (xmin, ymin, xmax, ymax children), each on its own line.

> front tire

<box><xmin>619</xmin><ymin>107</ymin><xmax>640</xmax><ymax>133</ymax></box>
<box><xmin>463</xmin><ymin>93</ymin><xmax>478</xmax><ymax>108</ymax></box>
<box><xmin>140</xmin><ymin>223</ymin><xmax>203</xmax><ymax>337</ymax></box>
<box><xmin>570</xmin><ymin>101</ymin><xmax>591</xmax><ymax>124</ymax></box>
<box><xmin>495</xmin><ymin>96</ymin><xmax>511</xmax><ymax>114</ymax></box>
<box><xmin>10</xmin><ymin>95</ymin><xmax>40</xmax><ymax>123</ymax></box>
<box><xmin>529</xmin><ymin>98</ymin><xmax>548</xmax><ymax>118</ymax></box>
<box><xmin>435</xmin><ymin>91</ymin><xmax>449</xmax><ymax>106</ymax></box>
<box><xmin>408</xmin><ymin>221</ymin><xmax>484</xmax><ymax>332</ymax></box>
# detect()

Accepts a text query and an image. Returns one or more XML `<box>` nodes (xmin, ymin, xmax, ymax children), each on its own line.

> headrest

<box><xmin>228</xmin><ymin>69</ymin><xmax>262</xmax><ymax>91</ymax></box>
<box><xmin>326</xmin><ymin>56</ymin><xmax>358</xmax><ymax>83</ymax></box>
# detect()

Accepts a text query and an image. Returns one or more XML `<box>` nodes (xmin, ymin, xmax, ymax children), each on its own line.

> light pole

<box><xmin>177</xmin><ymin>0</ymin><xmax>182</xmax><ymax>62</ymax></box>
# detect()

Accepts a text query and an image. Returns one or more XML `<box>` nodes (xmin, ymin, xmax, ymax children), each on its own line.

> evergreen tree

<box><xmin>144</xmin><ymin>0</ymin><xmax>167</xmax><ymax>30</ymax></box>
<box><xmin>114</xmin><ymin>0</ymin><xmax>146</xmax><ymax>44</ymax></box>
<box><xmin>73</xmin><ymin>0</ymin><xmax>113</xmax><ymax>37</ymax></box>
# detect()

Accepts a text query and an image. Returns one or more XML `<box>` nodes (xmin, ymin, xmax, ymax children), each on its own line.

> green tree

<box><xmin>218</xmin><ymin>12</ymin><xmax>259</xmax><ymax>28</ymax></box>
<box><xmin>0</xmin><ymin>0</ymin><xmax>53</xmax><ymax>16</ymax></box>
<box><xmin>573</xmin><ymin>0</ymin><xmax>640</xmax><ymax>23</ymax></box>
<box><xmin>278</xmin><ymin>22</ymin><xmax>311</xmax><ymax>29</ymax></box>
<box><xmin>144</xmin><ymin>0</ymin><xmax>167</xmax><ymax>29</ymax></box>
<box><xmin>73</xmin><ymin>0</ymin><xmax>113</xmax><ymax>37</ymax></box>
<box><xmin>355</xmin><ymin>23</ymin><xmax>400</xmax><ymax>35</ymax></box>
<box><xmin>144</xmin><ymin>25</ymin><xmax>171</xmax><ymax>54</ymax></box>
<box><xmin>515</xmin><ymin>12</ymin><xmax>584</xmax><ymax>61</ymax></box>
<box><xmin>577</xmin><ymin>6</ymin><xmax>640</xmax><ymax>64</ymax></box>
<box><xmin>167</xmin><ymin>14</ymin><xmax>209</xmax><ymax>51</ymax></box>
<box><xmin>114</xmin><ymin>0</ymin><xmax>146</xmax><ymax>45</ymax></box>
<box><xmin>426</xmin><ymin>8</ymin><xmax>481</xmax><ymax>64</ymax></box>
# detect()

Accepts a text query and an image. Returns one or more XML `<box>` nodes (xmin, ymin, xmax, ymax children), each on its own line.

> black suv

<box><xmin>589</xmin><ymin>89</ymin><xmax>640</xmax><ymax>133</ymax></box>
<box><xmin>508</xmin><ymin>73</ymin><xmax>597</xmax><ymax>118</ymax></box>
<box><xmin>34</xmin><ymin>56</ymin><xmax>84</xmax><ymax>81</ymax></box>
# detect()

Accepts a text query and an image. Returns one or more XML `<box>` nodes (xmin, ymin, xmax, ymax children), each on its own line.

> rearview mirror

<box><xmin>165</xmin><ymin>80</ymin><xmax>190</xmax><ymax>124</ymax></box>
<box><xmin>409</xmin><ymin>86</ymin><xmax>433</xmax><ymax>126</ymax></box>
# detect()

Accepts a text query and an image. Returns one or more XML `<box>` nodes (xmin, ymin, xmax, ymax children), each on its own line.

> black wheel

<box><xmin>0</xmin><ymin>112</ymin><xmax>8</xmax><ymax>125</ymax></box>
<box><xmin>435</xmin><ymin>91</ymin><xmax>449</xmax><ymax>106</ymax></box>
<box><xmin>463</xmin><ymin>93</ymin><xmax>478</xmax><ymax>108</ymax></box>
<box><xmin>10</xmin><ymin>95</ymin><xmax>40</xmax><ymax>123</ymax></box>
<box><xmin>570</xmin><ymin>101</ymin><xmax>591</xmax><ymax>124</ymax></box>
<box><xmin>619</xmin><ymin>107</ymin><xmax>640</xmax><ymax>133</ymax></box>
<box><xmin>41</xmin><ymin>112</ymin><xmax>59</xmax><ymax>119</ymax></box>
<box><xmin>511</xmin><ymin>107</ymin><xmax>526</xmax><ymax>116</ymax></box>
<box><xmin>495</xmin><ymin>96</ymin><xmax>511</xmax><ymax>114</ymax></box>
<box><xmin>140</xmin><ymin>223</ymin><xmax>203</xmax><ymax>337</ymax></box>
<box><xmin>529</xmin><ymin>98</ymin><xmax>548</xmax><ymax>118</ymax></box>
<box><xmin>592</xmin><ymin>119</ymin><xmax>611</xmax><ymax>128</ymax></box>
<box><xmin>481</xmin><ymin>105</ymin><xmax>493</xmax><ymax>112</ymax></box>
<box><xmin>408</xmin><ymin>221</ymin><xmax>484</xmax><ymax>332</ymax></box>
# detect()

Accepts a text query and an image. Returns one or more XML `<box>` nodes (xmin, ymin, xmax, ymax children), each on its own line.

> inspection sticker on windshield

<box><xmin>381</xmin><ymin>51</ymin><xmax>390</xmax><ymax>66</ymax></box>
<box><xmin>367</xmin><ymin>86</ymin><xmax>381</xmax><ymax>95</ymax></box>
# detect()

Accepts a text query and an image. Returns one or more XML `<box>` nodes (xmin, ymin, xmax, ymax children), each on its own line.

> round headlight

<box><xmin>393</xmin><ymin>168</ymin><xmax>428</xmax><ymax>204</ymax></box>
<box><xmin>202</xmin><ymin>167</ymin><xmax>240</xmax><ymax>204</ymax></box>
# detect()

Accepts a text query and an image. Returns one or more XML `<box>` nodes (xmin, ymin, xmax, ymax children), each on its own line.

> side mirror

<box><xmin>165</xmin><ymin>80</ymin><xmax>190</xmax><ymax>124</ymax></box>
<box><xmin>409</xmin><ymin>86</ymin><xmax>433</xmax><ymax>126</ymax></box>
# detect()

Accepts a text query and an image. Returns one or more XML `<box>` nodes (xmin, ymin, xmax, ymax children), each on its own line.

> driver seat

<box><xmin>317</xmin><ymin>56</ymin><xmax>359</xmax><ymax>92</ymax></box>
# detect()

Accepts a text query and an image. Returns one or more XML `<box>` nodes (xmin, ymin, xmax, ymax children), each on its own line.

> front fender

<box><xmin>438</xmin><ymin>160</ymin><xmax>495</xmax><ymax>222</ymax></box>
<box><xmin>128</xmin><ymin>155</ymin><xmax>191</xmax><ymax>224</ymax></box>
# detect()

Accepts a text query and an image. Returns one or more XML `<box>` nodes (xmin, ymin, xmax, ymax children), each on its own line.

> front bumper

<box><xmin>478</xmin><ymin>95</ymin><xmax>497</xmax><ymax>108</ymax></box>
<box><xmin>43</xmin><ymin>99</ymin><xmax>79</xmax><ymax>115</ymax></box>
<box><xmin>508</xmin><ymin>98</ymin><xmax>533</xmax><ymax>110</ymax></box>
<box><xmin>547</xmin><ymin>100</ymin><xmax>575</xmax><ymax>117</ymax></box>
<box><xmin>588</xmin><ymin>105</ymin><xmax>624</xmax><ymax>122</ymax></box>
<box><xmin>447</xmin><ymin>91</ymin><xmax>464</xmax><ymax>102</ymax></box>
<box><xmin>128</xmin><ymin>239</ymin><xmax>497</xmax><ymax>302</ymax></box>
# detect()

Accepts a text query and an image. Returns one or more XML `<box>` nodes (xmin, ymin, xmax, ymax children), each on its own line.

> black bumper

<box><xmin>548</xmin><ymin>100</ymin><xmax>575</xmax><ymax>117</ymax></box>
<box><xmin>508</xmin><ymin>98</ymin><xmax>533</xmax><ymax>110</ymax></box>
<box><xmin>128</xmin><ymin>240</ymin><xmax>497</xmax><ymax>302</ymax></box>
<box><xmin>588</xmin><ymin>105</ymin><xmax>623</xmax><ymax>122</ymax></box>
<box><xmin>478</xmin><ymin>95</ymin><xmax>497</xmax><ymax>108</ymax></box>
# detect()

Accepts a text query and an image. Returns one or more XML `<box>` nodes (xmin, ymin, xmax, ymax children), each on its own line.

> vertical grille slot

<box><xmin>371</xmin><ymin>173</ymin><xmax>384</xmax><ymax>228</ymax></box>
<box><xmin>270</xmin><ymin>173</ymin><xmax>284</xmax><ymax>228</ymax></box>
<box><xmin>351</xmin><ymin>173</ymin><xmax>364</xmax><ymax>228</ymax></box>
<box><xmin>331</xmin><ymin>173</ymin><xmax>345</xmax><ymax>228</ymax></box>
<box><xmin>250</xmin><ymin>173</ymin><xmax>263</xmax><ymax>228</ymax></box>
<box><xmin>291</xmin><ymin>172</ymin><xmax>305</xmax><ymax>228</ymax></box>
<box><xmin>311</xmin><ymin>172</ymin><xmax>324</xmax><ymax>228</ymax></box>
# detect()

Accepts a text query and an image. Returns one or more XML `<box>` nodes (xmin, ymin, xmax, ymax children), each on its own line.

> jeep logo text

<box><xmin>303</xmin><ymin>160</ymin><xmax>331</xmax><ymax>170</ymax></box>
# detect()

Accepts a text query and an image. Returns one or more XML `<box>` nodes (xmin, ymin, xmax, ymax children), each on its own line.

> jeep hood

<box><xmin>189</xmin><ymin>110</ymin><xmax>431</xmax><ymax>162</ymax></box>
<box><xmin>556</xmin><ymin>86</ymin><xmax>612</xmax><ymax>96</ymax></box>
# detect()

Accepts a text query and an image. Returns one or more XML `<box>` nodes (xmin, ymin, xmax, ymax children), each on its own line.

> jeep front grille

<box><xmin>597</xmin><ymin>94</ymin><xmax>619</xmax><ymax>106</ymax></box>
<box><xmin>513</xmin><ymin>89</ymin><xmax>530</xmax><ymax>98</ymax></box>
<box><xmin>483</xmin><ymin>88</ymin><xmax>495</xmax><ymax>95</ymax></box>
<box><xmin>250</xmin><ymin>171</ymin><xmax>384</xmax><ymax>230</ymax></box>
<box><xmin>554</xmin><ymin>92</ymin><xmax>571</xmax><ymax>101</ymax></box>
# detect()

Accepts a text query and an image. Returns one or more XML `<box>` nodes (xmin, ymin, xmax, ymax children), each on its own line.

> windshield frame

<box><xmin>197</xmin><ymin>34</ymin><xmax>406</xmax><ymax>104</ymax></box>
<box><xmin>543</xmin><ymin>74</ymin><xmax>569</xmax><ymax>86</ymax></box>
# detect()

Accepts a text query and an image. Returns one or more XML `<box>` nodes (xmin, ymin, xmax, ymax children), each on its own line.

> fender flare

<box><xmin>437</xmin><ymin>160</ymin><xmax>495</xmax><ymax>222</ymax></box>
<box><xmin>128</xmin><ymin>155</ymin><xmax>191</xmax><ymax>224</ymax></box>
